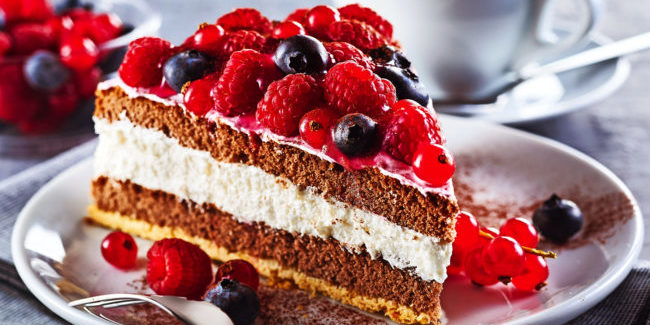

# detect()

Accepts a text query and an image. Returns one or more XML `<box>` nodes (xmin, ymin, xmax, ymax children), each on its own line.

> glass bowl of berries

<box><xmin>0</xmin><ymin>0</ymin><xmax>161</xmax><ymax>156</ymax></box>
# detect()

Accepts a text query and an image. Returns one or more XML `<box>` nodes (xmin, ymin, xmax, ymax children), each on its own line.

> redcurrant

<box><xmin>305</xmin><ymin>5</ymin><xmax>340</xmax><ymax>38</ymax></box>
<box><xmin>447</xmin><ymin>249</ymin><xmax>465</xmax><ymax>275</ymax></box>
<box><xmin>59</xmin><ymin>36</ymin><xmax>99</xmax><ymax>71</ymax></box>
<box><xmin>101</xmin><ymin>231</ymin><xmax>138</xmax><ymax>270</ymax></box>
<box><xmin>464</xmin><ymin>248</ymin><xmax>498</xmax><ymax>286</ymax></box>
<box><xmin>214</xmin><ymin>259</ymin><xmax>260</xmax><ymax>292</ymax></box>
<box><xmin>299</xmin><ymin>108</ymin><xmax>339</xmax><ymax>149</ymax></box>
<box><xmin>479</xmin><ymin>226</ymin><xmax>499</xmax><ymax>247</ymax></box>
<box><xmin>482</xmin><ymin>236</ymin><xmax>526</xmax><ymax>277</ymax></box>
<box><xmin>412</xmin><ymin>142</ymin><xmax>455</xmax><ymax>186</ymax></box>
<box><xmin>500</xmin><ymin>217</ymin><xmax>539</xmax><ymax>248</ymax></box>
<box><xmin>272</xmin><ymin>20</ymin><xmax>306</xmax><ymax>39</ymax></box>
<box><xmin>512</xmin><ymin>255</ymin><xmax>549</xmax><ymax>291</ymax></box>
<box><xmin>187</xmin><ymin>24</ymin><xmax>225</xmax><ymax>53</ymax></box>
<box><xmin>184</xmin><ymin>77</ymin><xmax>216</xmax><ymax>116</ymax></box>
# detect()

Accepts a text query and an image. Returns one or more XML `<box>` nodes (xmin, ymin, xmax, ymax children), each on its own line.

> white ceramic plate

<box><xmin>11</xmin><ymin>116</ymin><xmax>643</xmax><ymax>325</ymax></box>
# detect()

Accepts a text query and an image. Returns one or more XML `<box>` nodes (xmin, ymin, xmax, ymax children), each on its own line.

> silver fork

<box><xmin>69</xmin><ymin>293</ymin><xmax>234</xmax><ymax>325</ymax></box>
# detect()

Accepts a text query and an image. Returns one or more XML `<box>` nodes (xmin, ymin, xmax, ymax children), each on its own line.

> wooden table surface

<box><xmin>1</xmin><ymin>0</ymin><xmax>648</xmax><ymax>259</ymax></box>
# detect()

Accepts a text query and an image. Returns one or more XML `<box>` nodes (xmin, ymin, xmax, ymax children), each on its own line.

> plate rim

<box><xmin>11</xmin><ymin>116</ymin><xmax>644</xmax><ymax>325</ymax></box>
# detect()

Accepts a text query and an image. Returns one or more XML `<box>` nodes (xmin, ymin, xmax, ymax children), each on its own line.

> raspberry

<box><xmin>0</xmin><ymin>62</ymin><xmax>41</xmax><ymax>123</ymax></box>
<box><xmin>339</xmin><ymin>4</ymin><xmax>393</xmax><ymax>39</ymax></box>
<box><xmin>8</xmin><ymin>23</ymin><xmax>56</xmax><ymax>55</ymax></box>
<box><xmin>118</xmin><ymin>37</ymin><xmax>173</xmax><ymax>87</ymax></box>
<box><xmin>184</xmin><ymin>73</ymin><xmax>219</xmax><ymax>116</ymax></box>
<box><xmin>324</xmin><ymin>41</ymin><xmax>374</xmax><ymax>70</ymax></box>
<box><xmin>0</xmin><ymin>32</ymin><xmax>11</xmax><ymax>55</ymax></box>
<box><xmin>383</xmin><ymin>100</ymin><xmax>444</xmax><ymax>163</ymax></box>
<box><xmin>217</xmin><ymin>8</ymin><xmax>271</xmax><ymax>35</ymax></box>
<box><xmin>256</xmin><ymin>74</ymin><xmax>322</xmax><ymax>136</ymax></box>
<box><xmin>218</xmin><ymin>30</ymin><xmax>265</xmax><ymax>59</ymax></box>
<box><xmin>285</xmin><ymin>8</ymin><xmax>308</xmax><ymax>24</ymax></box>
<box><xmin>324</xmin><ymin>61</ymin><xmax>396</xmax><ymax>117</ymax></box>
<box><xmin>327</xmin><ymin>19</ymin><xmax>388</xmax><ymax>51</ymax></box>
<box><xmin>211</xmin><ymin>49</ymin><xmax>279</xmax><ymax>116</ymax></box>
<box><xmin>146</xmin><ymin>238</ymin><xmax>213</xmax><ymax>299</ymax></box>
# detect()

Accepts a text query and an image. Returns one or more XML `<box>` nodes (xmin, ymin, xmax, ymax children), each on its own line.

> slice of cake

<box><xmin>89</xmin><ymin>5</ymin><xmax>459</xmax><ymax>324</ymax></box>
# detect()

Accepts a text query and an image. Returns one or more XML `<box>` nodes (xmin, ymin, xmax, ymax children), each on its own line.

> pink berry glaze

<box><xmin>99</xmin><ymin>78</ymin><xmax>455</xmax><ymax>198</ymax></box>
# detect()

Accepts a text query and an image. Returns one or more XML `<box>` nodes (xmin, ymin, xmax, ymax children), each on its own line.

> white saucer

<box><xmin>436</xmin><ymin>34</ymin><xmax>631</xmax><ymax>125</ymax></box>
<box><xmin>11</xmin><ymin>116</ymin><xmax>643</xmax><ymax>324</ymax></box>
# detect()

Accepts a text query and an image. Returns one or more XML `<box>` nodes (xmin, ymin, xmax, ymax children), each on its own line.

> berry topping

<box><xmin>376</xmin><ymin>66</ymin><xmax>430</xmax><ymax>106</ymax></box>
<box><xmin>0</xmin><ymin>32</ymin><xmax>11</xmax><ymax>55</ymax></box>
<box><xmin>332</xmin><ymin>113</ymin><xmax>378</xmax><ymax>157</ymax></box>
<box><xmin>533</xmin><ymin>194</ymin><xmax>583</xmax><ymax>243</ymax></box>
<box><xmin>203</xmin><ymin>279</ymin><xmax>260</xmax><ymax>325</ymax></box>
<box><xmin>324</xmin><ymin>61</ymin><xmax>396</xmax><ymax>117</ymax></box>
<box><xmin>285</xmin><ymin>8</ymin><xmax>308</xmax><ymax>25</ymax></box>
<box><xmin>59</xmin><ymin>36</ymin><xmax>99</xmax><ymax>71</ymax></box>
<box><xmin>163</xmin><ymin>49</ymin><xmax>211</xmax><ymax>92</ymax></box>
<box><xmin>368</xmin><ymin>45</ymin><xmax>411</xmax><ymax>68</ymax></box>
<box><xmin>0</xmin><ymin>63</ymin><xmax>40</xmax><ymax>123</ymax></box>
<box><xmin>24</xmin><ymin>50</ymin><xmax>70</xmax><ymax>91</ymax></box>
<box><xmin>218</xmin><ymin>29</ymin><xmax>266</xmax><ymax>59</ymax></box>
<box><xmin>73</xmin><ymin>66</ymin><xmax>100</xmax><ymax>97</ymax></box>
<box><xmin>323</xmin><ymin>41</ymin><xmax>374</xmax><ymax>70</ymax></box>
<box><xmin>338</xmin><ymin>4</ymin><xmax>393</xmax><ymax>39</ymax></box>
<box><xmin>212</xmin><ymin>49</ymin><xmax>280</xmax><ymax>116</ymax></box>
<box><xmin>100</xmin><ymin>231</ymin><xmax>138</xmax><ymax>270</ymax></box>
<box><xmin>273</xmin><ymin>34</ymin><xmax>329</xmax><ymax>75</ymax></box>
<box><xmin>47</xmin><ymin>82</ymin><xmax>78</xmax><ymax>117</ymax></box>
<box><xmin>8</xmin><ymin>22</ymin><xmax>55</xmax><ymax>55</ymax></box>
<box><xmin>412</xmin><ymin>143</ymin><xmax>455</xmax><ymax>186</ymax></box>
<box><xmin>299</xmin><ymin>108</ymin><xmax>338</xmax><ymax>149</ymax></box>
<box><xmin>464</xmin><ymin>248</ymin><xmax>499</xmax><ymax>286</ymax></box>
<box><xmin>184</xmin><ymin>74</ymin><xmax>217</xmax><ymax>116</ymax></box>
<box><xmin>327</xmin><ymin>19</ymin><xmax>388</xmax><ymax>51</ymax></box>
<box><xmin>305</xmin><ymin>5</ymin><xmax>340</xmax><ymax>39</ymax></box>
<box><xmin>272</xmin><ymin>20</ymin><xmax>305</xmax><ymax>39</ymax></box>
<box><xmin>511</xmin><ymin>255</ymin><xmax>549</xmax><ymax>291</ymax></box>
<box><xmin>184</xmin><ymin>24</ymin><xmax>225</xmax><ymax>54</ymax></box>
<box><xmin>119</xmin><ymin>37</ymin><xmax>174</xmax><ymax>87</ymax></box>
<box><xmin>217</xmin><ymin>8</ymin><xmax>271</xmax><ymax>35</ymax></box>
<box><xmin>383</xmin><ymin>100</ymin><xmax>443</xmax><ymax>163</ymax></box>
<box><xmin>499</xmin><ymin>217</ymin><xmax>539</xmax><ymax>248</ymax></box>
<box><xmin>481</xmin><ymin>236</ymin><xmax>526</xmax><ymax>278</ymax></box>
<box><xmin>214</xmin><ymin>259</ymin><xmax>260</xmax><ymax>292</ymax></box>
<box><xmin>146</xmin><ymin>238</ymin><xmax>213</xmax><ymax>299</ymax></box>
<box><xmin>256</xmin><ymin>73</ymin><xmax>322</xmax><ymax>136</ymax></box>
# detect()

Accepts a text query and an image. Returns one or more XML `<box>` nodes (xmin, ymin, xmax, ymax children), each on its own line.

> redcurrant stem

<box><xmin>479</xmin><ymin>230</ymin><xmax>557</xmax><ymax>259</ymax></box>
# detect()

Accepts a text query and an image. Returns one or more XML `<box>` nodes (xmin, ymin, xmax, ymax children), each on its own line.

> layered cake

<box><xmin>89</xmin><ymin>5</ymin><xmax>459</xmax><ymax>324</ymax></box>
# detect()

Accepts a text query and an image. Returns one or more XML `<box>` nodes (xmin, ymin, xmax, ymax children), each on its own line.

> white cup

<box><xmin>335</xmin><ymin>0</ymin><xmax>603</xmax><ymax>102</ymax></box>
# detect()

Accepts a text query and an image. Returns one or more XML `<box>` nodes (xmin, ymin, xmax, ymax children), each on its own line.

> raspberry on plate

<box><xmin>212</xmin><ymin>49</ymin><xmax>280</xmax><ymax>116</ymax></box>
<box><xmin>327</xmin><ymin>19</ymin><xmax>388</xmax><ymax>51</ymax></box>
<box><xmin>383</xmin><ymin>99</ymin><xmax>444</xmax><ymax>163</ymax></box>
<box><xmin>146</xmin><ymin>238</ymin><xmax>213</xmax><ymax>299</ymax></box>
<box><xmin>217</xmin><ymin>8</ymin><xmax>271</xmax><ymax>35</ymax></box>
<box><xmin>338</xmin><ymin>4</ymin><xmax>393</xmax><ymax>39</ymax></box>
<box><xmin>118</xmin><ymin>37</ymin><xmax>174</xmax><ymax>87</ymax></box>
<box><xmin>218</xmin><ymin>30</ymin><xmax>266</xmax><ymax>59</ymax></box>
<box><xmin>324</xmin><ymin>61</ymin><xmax>396</xmax><ymax>117</ymax></box>
<box><xmin>256</xmin><ymin>73</ymin><xmax>322</xmax><ymax>136</ymax></box>
<box><xmin>324</xmin><ymin>41</ymin><xmax>374</xmax><ymax>70</ymax></box>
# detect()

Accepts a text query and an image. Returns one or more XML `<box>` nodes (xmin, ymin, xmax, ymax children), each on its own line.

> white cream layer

<box><xmin>94</xmin><ymin>117</ymin><xmax>452</xmax><ymax>282</ymax></box>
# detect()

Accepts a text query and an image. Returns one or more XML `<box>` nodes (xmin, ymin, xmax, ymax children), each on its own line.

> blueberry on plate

<box><xmin>533</xmin><ymin>194</ymin><xmax>583</xmax><ymax>243</ymax></box>
<box><xmin>163</xmin><ymin>50</ymin><xmax>211</xmax><ymax>92</ymax></box>
<box><xmin>203</xmin><ymin>279</ymin><xmax>260</xmax><ymax>325</ymax></box>
<box><xmin>332</xmin><ymin>113</ymin><xmax>378</xmax><ymax>157</ymax></box>
<box><xmin>273</xmin><ymin>34</ymin><xmax>329</xmax><ymax>74</ymax></box>
<box><xmin>376</xmin><ymin>65</ymin><xmax>430</xmax><ymax>107</ymax></box>
<box><xmin>24</xmin><ymin>50</ymin><xmax>70</xmax><ymax>92</ymax></box>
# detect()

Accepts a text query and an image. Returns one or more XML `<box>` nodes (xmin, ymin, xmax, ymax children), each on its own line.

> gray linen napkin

<box><xmin>0</xmin><ymin>140</ymin><xmax>648</xmax><ymax>324</ymax></box>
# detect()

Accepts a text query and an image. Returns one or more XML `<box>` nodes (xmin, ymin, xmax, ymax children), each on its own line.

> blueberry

<box><xmin>333</xmin><ymin>113</ymin><xmax>378</xmax><ymax>157</ymax></box>
<box><xmin>368</xmin><ymin>45</ymin><xmax>411</xmax><ymax>69</ymax></box>
<box><xmin>376</xmin><ymin>66</ymin><xmax>430</xmax><ymax>107</ymax></box>
<box><xmin>51</xmin><ymin>0</ymin><xmax>82</xmax><ymax>14</ymax></box>
<box><xmin>24</xmin><ymin>50</ymin><xmax>70</xmax><ymax>92</ymax></box>
<box><xmin>533</xmin><ymin>194</ymin><xmax>583</xmax><ymax>243</ymax></box>
<box><xmin>273</xmin><ymin>35</ymin><xmax>329</xmax><ymax>75</ymax></box>
<box><xmin>203</xmin><ymin>279</ymin><xmax>260</xmax><ymax>325</ymax></box>
<box><xmin>163</xmin><ymin>50</ymin><xmax>211</xmax><ymax>93</ymax></box>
